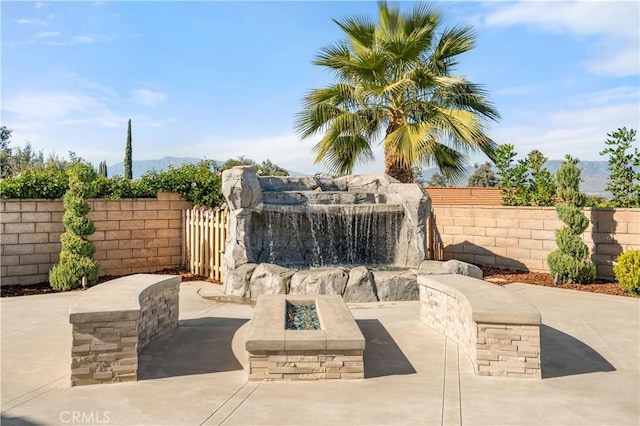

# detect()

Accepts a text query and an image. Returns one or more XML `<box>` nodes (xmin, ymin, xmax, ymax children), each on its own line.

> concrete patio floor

<box><xmin>1</xmin><ymin>281</ymin><xmax>638</xmax><ymax>425</ymax></box>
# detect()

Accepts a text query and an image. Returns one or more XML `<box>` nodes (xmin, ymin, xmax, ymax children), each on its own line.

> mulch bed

<box><xmin>480</xmin><ymin>266</ymin><xmax>631</xmax><ymax>297</ymax></box>
<box><xmin>1</xmin><ymin>266</ymin><xmax>633</xmax><ymax>298</ymax></box>
<box><xmin>0</xmin><ymin>268</ymin><xmax>218</xmax><ymax>298</ymax></box>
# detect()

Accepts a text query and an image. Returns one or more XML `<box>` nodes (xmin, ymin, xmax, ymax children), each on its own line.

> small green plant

<box><xmin>49</xmin><ymin>163</ymin><xmax>100</xmax><ymax>291</ymax></box>
<box><xmin>547</xmin><ymin>155</ymin><xmax>596</xmax><ymax>284</ymax></box>
<box><xmin>614</xmin><ymin>249</ymin><xmax>640</xmax><ymax>295</ymax></box>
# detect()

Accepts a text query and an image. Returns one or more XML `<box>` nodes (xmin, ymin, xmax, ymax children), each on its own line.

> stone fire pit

<box><xmin>245</xmin><ymin>294</ymin><xmax>365</xmax><ymax>381</ymax></box>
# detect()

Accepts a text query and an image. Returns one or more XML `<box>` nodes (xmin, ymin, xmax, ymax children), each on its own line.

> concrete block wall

<box><xmin>1</xmin><ymin>192</ymin><xmax>192</xmax><ymax>285</ymax></box>
<box><xmin>430</xmin><ymin>206</ymin><xmax>640</xmax><ymax>280</ymax></box>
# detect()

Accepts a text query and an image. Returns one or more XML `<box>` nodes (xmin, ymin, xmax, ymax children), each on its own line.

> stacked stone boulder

<box><xmin>221</xmin><ymin>167</ymin><xmax>435</xmax><ymax>301</ymax></box>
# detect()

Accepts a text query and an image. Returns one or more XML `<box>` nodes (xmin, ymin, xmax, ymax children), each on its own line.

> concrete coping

<box><xmin>417</xmin><ymin>273</ymin><xmax>541</xmax><ymax>325</ymax></box>
<box><xmin>246</xmin><ymin>294</ymin><xmax>365</xmax><ymax>352</ymax></box>
<box><xmin>69</xmin><ymin>274</ymin><xmax>181</xmax><ymax>324</ymax></box>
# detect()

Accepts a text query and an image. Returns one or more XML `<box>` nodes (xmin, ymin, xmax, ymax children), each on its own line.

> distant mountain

<box><xmin>108</xmin><ymin>157</ymin><xmax>204</xmax><ymax>179</ymax></box>
<box><xmin>420</xmin><ymin>160</ymin><xmax>610</xmax><ymax>197</ymax></box>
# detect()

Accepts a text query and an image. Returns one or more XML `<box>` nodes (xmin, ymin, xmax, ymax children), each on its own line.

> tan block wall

<box><xmin>419</xmin><ymin>284</ymin><xmax>541</xmax><ymax>379</ymax></box>
<box><xmin>70</xmin><ymin>281</ymin><xmax>179</xmax><ymax>386</ymax></box>
<box><xmin>430</xmin><ymin>206</ymin><xmax>640</xmax><ymax>280</ymax></box>
<box><xmin>1</xmin><ymin>193</ymin><xmax>192</xmax><ymax>285</ymax></box>
<box><xmin>248</xmin><ymin>350</ymin><xmax>364</xmax><ymax>381</ymax></box>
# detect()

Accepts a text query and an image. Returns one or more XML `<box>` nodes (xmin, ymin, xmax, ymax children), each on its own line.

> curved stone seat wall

<box><xmin>418</xmin><ymin>274</ymin><xmax>542</xmax><ymax>379</ymax></box>
<box><xmin>68</xmin><ymin>274</ymin><xmax>180</xmax><ymax>386</ymax></box>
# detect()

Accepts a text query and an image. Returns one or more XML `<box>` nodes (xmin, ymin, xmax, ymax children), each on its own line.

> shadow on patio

<box><xmin>541</xmin><ymin>324</ymin><xmax>616</xmax><ymax>379</ymax></box>
<box><xmin>357</xmin><ymin>319</ymin><xmax>416</xmax><ymax>378</ymax></box>
<box><xmin>138</xmin><ymin>317</ymin><xmax>248</xmax><ymax>380</ymax></box>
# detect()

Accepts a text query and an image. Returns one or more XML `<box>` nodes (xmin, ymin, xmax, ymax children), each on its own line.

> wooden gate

<box><xmin>183</xmin><ymin>208</ymin><xmax>228</xmax><ymax>281</ymax></box>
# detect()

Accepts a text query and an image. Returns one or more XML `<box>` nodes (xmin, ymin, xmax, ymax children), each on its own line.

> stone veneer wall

<box><xmin>419</xmin><ymin>283</ymin><xmax>541</xmax><ymax>379</ymax></box>
<box><xmin>70</xmin><ymin>276</ymin><xmax>180</xmax><ymax>386</ymax></box>
<box><xmin>1</xmin><ymin>193</ymin><xmax>192</xmax><ymax>285</ymax></box>
<box><xmin>430</xmin><ymin>206</ymin><xmax>640</xmax><ymax>280</ymax></box>
<box><xmin>248</xmin><ymin>350</ymin><xmax>364</xmax><ymax>381</ymax></box>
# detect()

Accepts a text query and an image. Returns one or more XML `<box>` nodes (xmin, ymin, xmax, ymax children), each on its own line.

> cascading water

<box><xmin>256</xmin><ymin>204</ymin><xmax>404</xmax><ymax>268</ymax></box>
<box><xmin>222</xmin><ymin>168</ymin><xmax>431</xmax><ymax>301</ymax></box>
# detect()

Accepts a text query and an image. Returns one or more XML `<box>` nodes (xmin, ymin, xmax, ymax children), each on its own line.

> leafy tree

<box><xmin>494</xmin><ymin>144</ymin><xmax>556</xmax><ymax>206</ymax></box>
<box><xmin>49</xmin><ymin>163</ymin><xmax>100</xmax><ymax>291</ymax></box>
<box><xmin>295</xmin><ymin>1</ymin><xmax>499</xmax><ymax>183</ymax></box>
<box><xmin>98</xmin><ymin>161</ymin><xmax>108</xmax><ymax>178</ymax></box>
<box><xmin>425</xmin><ymin>172</ymin><xmax>451</xmax><ymax>187</ymax></box>
<box><xmin>600</xmin><ymin>127</ymin><xmax>639</xmax><ymax>207</ymax></box>
<box><xmin>526</xmin><ymin>150</ymin><xmax>556</xmax><ymax>206</ymax></box>
<box><xmin>124</xmin><ymin>119</ymin><xmax>132</xmax><ymax>180</ymax></box>
<box><xmin>494</xmin><ymin>144</ymin><xmax>529</xmax><ymax>205</ymax></box>
<box><xmin>468</xmin><ymin>162</ymin><xmax>496</xmax><ymax>187</ymax></box>
<box><xmin>220</xmin><ymin>156</ymin><xmax>289</xmax><ymax>176</ymax></box>
<box><xmin>547</xmin><ymin>155</ymin><xmax>595</xmax><ymax>284</ymax></box>
<box><xmin>1</xmin><ymin>126</ymin><xmax>13</xmax><ymax>178</ymax></box>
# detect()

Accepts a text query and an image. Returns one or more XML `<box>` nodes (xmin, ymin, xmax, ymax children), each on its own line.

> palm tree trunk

<box><xmin>384</xmin><ymin>117</ymin><xmax>415</xmax><ymax>183</ymax></box>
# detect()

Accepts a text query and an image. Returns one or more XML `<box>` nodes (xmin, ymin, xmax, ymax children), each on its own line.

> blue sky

<box><xmin>2</xmin><ymin>1</ymin><xmax>639</xmax><ymax>175</ymax></box>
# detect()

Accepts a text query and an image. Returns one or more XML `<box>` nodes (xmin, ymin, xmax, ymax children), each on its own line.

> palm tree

<box><xmin>295</xmin><ymin>1</ymin><xmax>499</xmax><ymax>183</ymax></box>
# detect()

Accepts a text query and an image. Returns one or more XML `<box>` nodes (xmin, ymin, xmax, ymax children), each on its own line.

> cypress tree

<box><xmin>124</xmin><ymin>119</ymin><xmax>132</xmax><ymax>179</ymax></box>
<box><xmin>547</xmin><ymin>155</ymin><xmax>596</xmax><ymax>284</ymax></box>
<box><xmin>98</xmin><ymin>160</ymin><xmax>108</xmax><ymax>178</ymax></box>
<box><xmin>49</xmin><ymin>163</ymin><xmax>100</xmax><ymax>291</ymax></box>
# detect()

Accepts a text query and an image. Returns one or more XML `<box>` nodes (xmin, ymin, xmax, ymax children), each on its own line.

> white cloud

<box><xmin>484</xmin><ymin>1</ymin><xmax>638</xmax><ymax>38</ymax></box>
<box><xmin>41</xmin><ymin>34</ymin><xmax>115</xmax><ymax>46</ymax></box>
<box><xmin>175</xmin><ymin>133</ymin><xmax>386</xmax><ymax>176</ymax></box>
<box><xmin>3</xmin><ymin>92</ymin><xmax>104</xmax><ymax>122</ymax></box>
<box><xmin>490</xmin><ymin>100</ymin><xmax>640</xmax><ymax>161</ymax></box>
<box><xmin>131</xmin><ymin>89</ymin><xmax>167</xmax><ymax>107</ymax></box>
<box><xmin>483</xmin><ymin>1</ymin><xmax>639</xmax><ymax>77</ymax></box>
<box><xmin>34</xmin><ymin>31</ymin><xmax>60</xmax><ymax>38</ymax></box>
<box><xmin>572</xmin><ymin>86</ymin><xmax>639</xmax><ymax>106</ymax></box>
<box><xmin>13</xmin><ymin>19</ymin><xmax>33</xmax><ymax>25</ymax></box>
<box><xmin>494</xmin><ymin>85</ymin><xmax>542</xmax><ymax>97</ymax></box>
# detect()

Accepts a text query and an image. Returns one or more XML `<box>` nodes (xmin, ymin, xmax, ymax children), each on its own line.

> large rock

<box><xmin>373</xmin><ymin>270</ymin><xmax>419</xmax><ymax>301</ymax></box>
<box><xmin>249</xmin><ymin>263</ymin><xmax>295</xmax><ymax>299</ymax></box>
<box><xmin>442</xmin><ymin>259</ymin><xmax>483</xmax><ymax>279</ymax></box>
<box><xmin>289</xmin><ymin>268</ymin><xmax>348</xmax><ymax>296</ymax></box>
<box><xmin>222</xmin><ymin>263</ymin><xmax>256</xmax><ymax>297</ymax></box>
<box><xmin>416</xmin><ymin>260</ymin><xmax>449</xmax><ymax>275</ymax></box>
<box><xmin>221</xmin><ymin>166</ymin><xmax>262</xmax><ymax>210</ymax></box>
<box><xmin>343</xmin><ymin>266</ymin><xmax>378</xmax><ymax>302</ymax></box>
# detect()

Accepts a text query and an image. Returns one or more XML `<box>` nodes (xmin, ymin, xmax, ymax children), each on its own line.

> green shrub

<box><xmin>49</xmin><ymin>254</ymin><xmax>100</xmax><ymax>291</ymax></box>
<box><xmin>49</xmin><ymin>163</ymin><xmax>100</xmax><ymax>291</ymax></box>
<box><xmin>614</xmin><ymin>249</ymin><xmax>640</xmax><ymax>295</ymax></box>
<box><xmin>2</xmin><ymin>158</ymin><xmax>227</xmax><ymax>208</ymax></box>
<box><xmin>0</xmin><ymin>167</ymin><xmax>68</xmax><ymax>199</ymax></box>
<box><xmin>547</xmin><ymin>155</ymin><xmax>596</xmax><ymax>284</ymax></box>
<box><xmin>147</xmin><ymin>160</ymin><xmax>223</xmax><ymax>207</ymax></box>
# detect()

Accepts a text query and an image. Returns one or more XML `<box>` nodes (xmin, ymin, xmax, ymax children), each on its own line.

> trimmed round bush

<box><xmin>614</xmin><ymin>249</ymin><xmax>640</xmax><ymax>295</ymax></box>
<box><xmin>49</xmin><ymin>255</ymin><xmax>99</xmax><ymax>291</ymax></box>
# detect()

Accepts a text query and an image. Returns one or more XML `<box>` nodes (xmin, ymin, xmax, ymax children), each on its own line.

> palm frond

<box><xmin>333</xmin><ymin>16</ymin><xmax>376</xmax><ymax>55</ymax></box>
<box><xmin>429</xmin><ymin>25</ymin><xmax>476</xmax><ymax>73</ymax></box>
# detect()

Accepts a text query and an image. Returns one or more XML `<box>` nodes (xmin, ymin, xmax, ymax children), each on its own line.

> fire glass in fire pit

<box><xmin>285</xmin><ymin>301</ymin><xmax>320</xmax><ymax>330</ymax></box>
